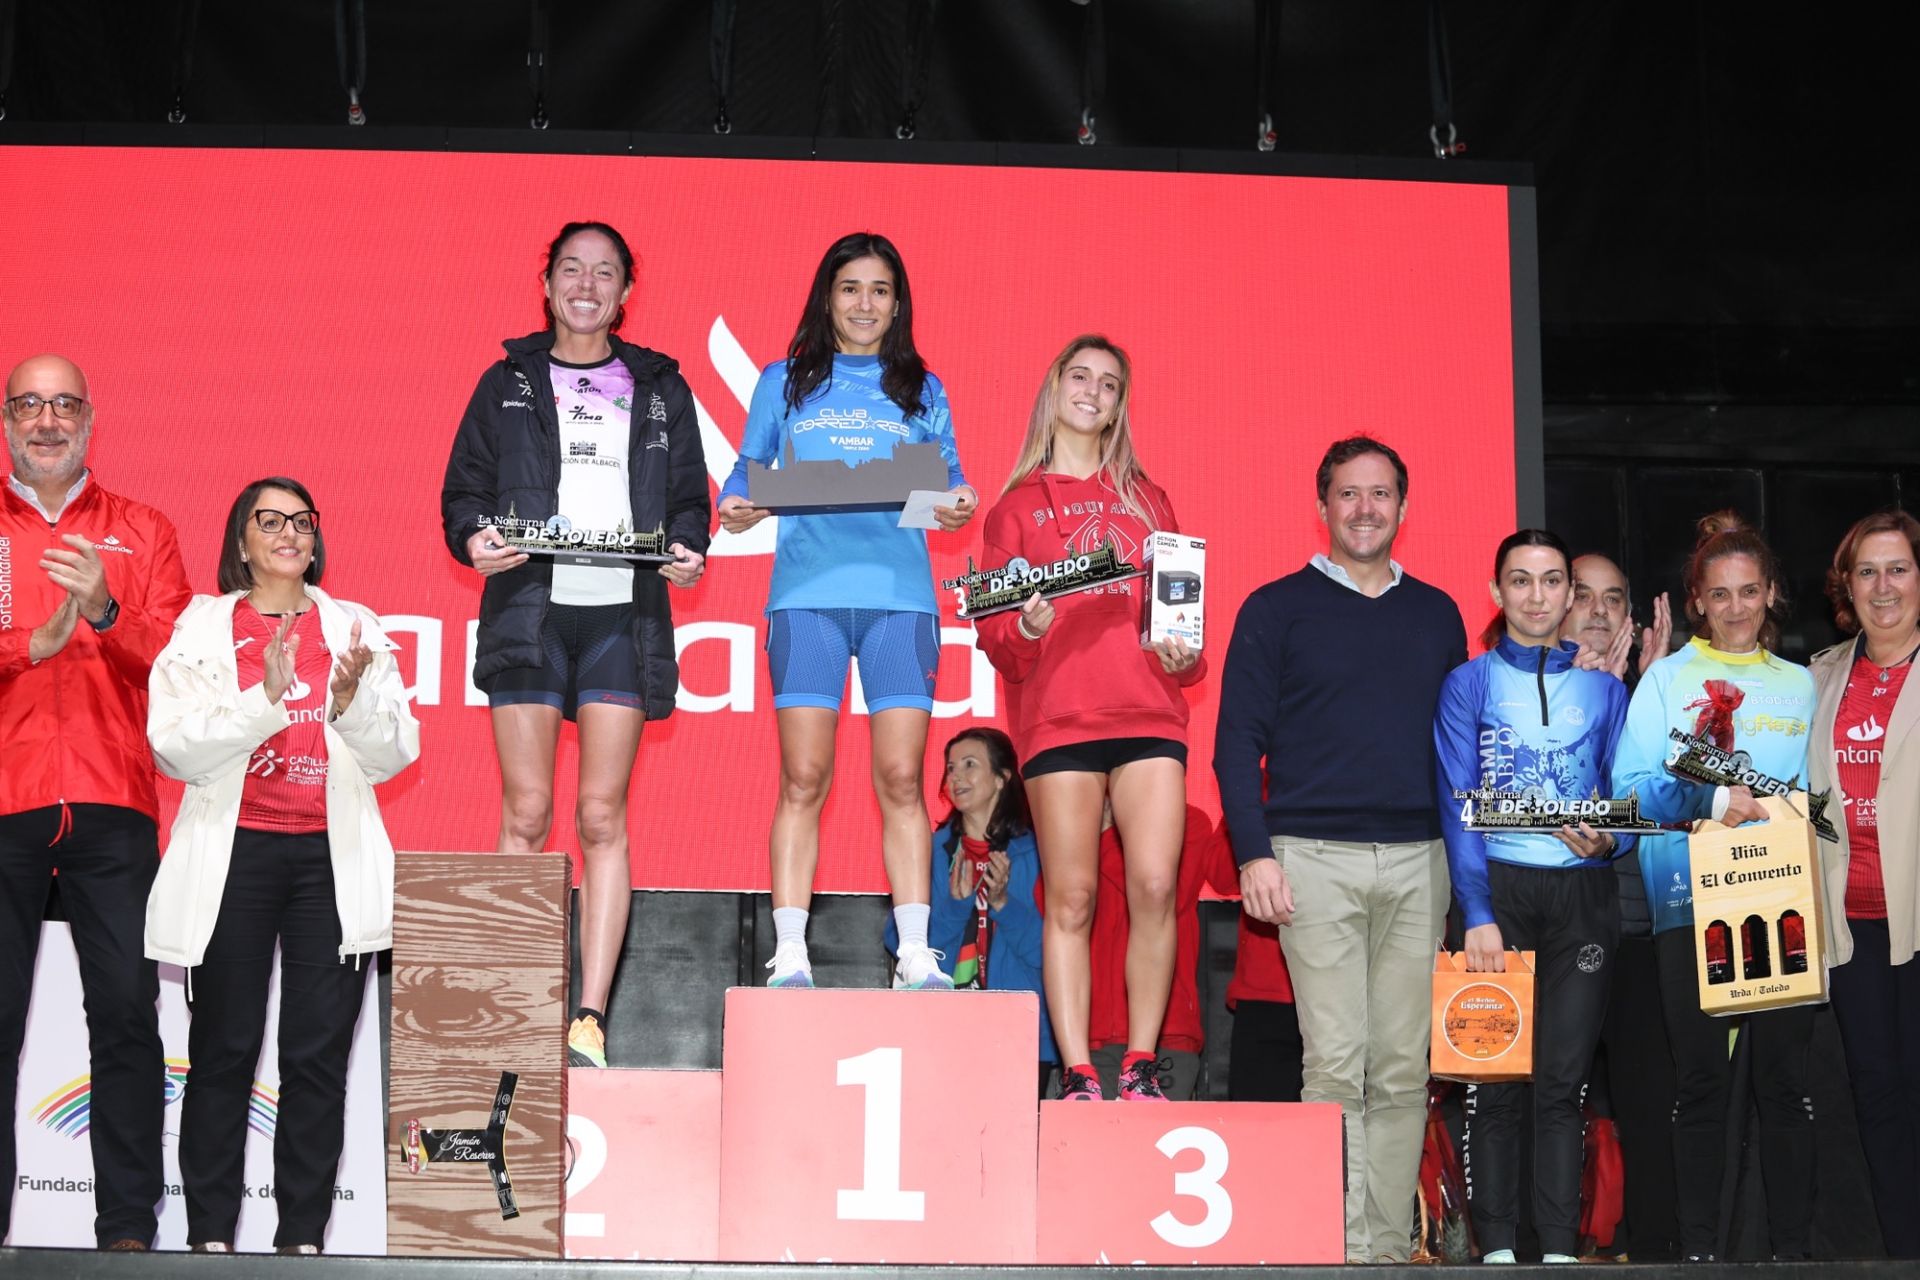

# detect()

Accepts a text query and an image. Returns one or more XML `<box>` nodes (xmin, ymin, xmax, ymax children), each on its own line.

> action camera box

<box><xmin>1140</xmin><ymin>531</ymin><xmax>1206</xmax><ymax>651</ymax></box>
<box><xmin>1687</xmin><ymin>792</ymin><xmax>1827</xmax><ymax>1016</ymax></box>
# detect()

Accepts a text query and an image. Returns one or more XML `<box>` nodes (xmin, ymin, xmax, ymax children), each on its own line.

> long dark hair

<box><xmin>1478</xmin><ymin>528</ymin><xmax>1571</xmax><ymax>649</ymax></box>
<box><xmin>540</xmin><ymin>221</ymin><xmax>635</xmax><ymax>334</ymax></box>
<box><xmin>1684</xmin><ymin>509</ymin><xmax>1789</xmax><ymax>652</ymax></box>
<box><xmin>939</xmin><ymin>728</ymin><xmax>1031</xmax><ymax>851</ymax></box>
<box><xmin>218</xmin><ymin>476</ymin><xmax>326</xmax><ymax>594</ymax></box>
<box><xmin>783</xmin><ymin>232</ymin><xmax>928</xmax><ymax>417</ymax></box>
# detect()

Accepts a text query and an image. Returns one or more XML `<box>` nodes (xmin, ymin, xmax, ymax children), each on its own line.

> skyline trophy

<box><xmin>746</xmin><ymin>432</ymin><xmax>949</xmax><ymax>515</ymax></box>
<box><xmin>478</xmin><ymin>504</ymin><xmax>675</xmax><ymax>566</ymax></box>
<box><xmin>1453</xmin><ymin>783</ymin><xmax>1665</xmax><ymax>834</ymax></box>
<box><xmin>942</xmin><ymin>537</ymin><xmax>1147</xmax><ymax>619</ymax></box>
<box><xmin>1663</xmin><ymin>729</ymin><xmax>1839</xmax><ymax>842</ymax></box>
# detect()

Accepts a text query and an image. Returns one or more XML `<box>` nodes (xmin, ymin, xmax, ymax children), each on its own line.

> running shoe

<box><xmin>1060</xmin><ymin>1068</ymin><xmax>1103</xmax><ymax>1101</ymax></box>
<box><xmin>894</xmin><ymin>944</ymin><xmax>955</xmax><ymax>991</ymax></box>
<box><xmin>1117</xmin><ymin>1055</ymin><xmax>1173</xmax><ymax>1101</ymax></box>
<box><xmin>766</xmin><ymin>940</ymin><xmax>815</xmax><ymax>989</ymax></box>
<box><xmin>567</xmin><ymin>1014</ymin><xmax>607</xmax><ymax>1068</ymax></box>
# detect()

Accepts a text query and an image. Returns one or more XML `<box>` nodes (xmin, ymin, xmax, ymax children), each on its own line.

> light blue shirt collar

<box><xmin>1311</xmin><ymin>552</ymin><xmax>1403</xmax><ymax>595</ymax></box>
<box><xmin>8</xmin><ymin>470</ymin><xmax>88</xmax><ymax>522</ymax></box>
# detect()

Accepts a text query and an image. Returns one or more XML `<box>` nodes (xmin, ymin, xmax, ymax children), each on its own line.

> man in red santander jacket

<box><xmin>0</xmin><ymin>355</ymin><xmax>192</xmax><ymax>1250</ymax></box>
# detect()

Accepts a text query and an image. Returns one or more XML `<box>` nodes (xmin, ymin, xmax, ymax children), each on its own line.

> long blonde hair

<box><xmin>1001</xmin><ymin>334</ymin><xmax>1162</xmax><ymax>524</ymax></box>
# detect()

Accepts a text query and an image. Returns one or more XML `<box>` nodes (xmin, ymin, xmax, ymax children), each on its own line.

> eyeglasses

<box><xmin>251</xmin><ymin>508</ymin><xmax>320</xmax><ymax>535</ymax></box>
<box><xmin>3</xmin><ymin>392</ymin><xmax>89</xmax><ymax>420</ymax></box>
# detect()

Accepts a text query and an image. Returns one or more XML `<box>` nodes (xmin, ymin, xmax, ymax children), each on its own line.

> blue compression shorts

<box><xmin>766</xmin><ymin>608</ymin><xmax>940</xmax><ymax>713</ymax></box>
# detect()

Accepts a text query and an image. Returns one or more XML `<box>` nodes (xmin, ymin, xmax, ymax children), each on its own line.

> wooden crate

<box><xmin>386</xmin><ymin>851</ymin><xmax>569</xmax><ymax>1257</ymax></box>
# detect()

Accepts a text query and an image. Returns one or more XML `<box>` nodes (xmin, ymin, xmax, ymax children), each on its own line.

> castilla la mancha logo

<box><xmin>35</xmin><ymin>1059</ymin><xmax>279</xmax><ymax>1139</ymax></box>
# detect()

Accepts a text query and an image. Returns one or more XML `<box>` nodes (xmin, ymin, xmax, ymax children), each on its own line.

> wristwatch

<box><xmin>86</xmin><ymin>595</ymin><xmax>120</xmax><ymax>632</ymax></box>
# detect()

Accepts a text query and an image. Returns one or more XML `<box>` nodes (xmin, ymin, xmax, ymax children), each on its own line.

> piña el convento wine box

<box><xmin>1687</xmin><ymin>793</ymin><xmax>1827</xmax><ymax>1015</ymax></box>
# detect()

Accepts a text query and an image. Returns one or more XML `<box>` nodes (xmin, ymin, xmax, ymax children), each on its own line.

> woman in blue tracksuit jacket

<box><xmin>885</xmin><ymin>728</ymin><xmax>1057</xmax><ymax>1091</ymax></box>
<box><xmin>1611</xmin><ymin>511</ymin><xmax>1817</xmax><ymax>1262</ymax></box>
<box><xmin>1434</xmin><ymin>529</ymin><xmax>1633</xmax><ymax>1265</ymax></box>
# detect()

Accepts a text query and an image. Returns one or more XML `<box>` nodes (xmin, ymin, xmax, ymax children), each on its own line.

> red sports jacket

<box><xmin>0</xmin><ymin>476</ymin><xmax>192</xmax><ymax>822</ymax></box>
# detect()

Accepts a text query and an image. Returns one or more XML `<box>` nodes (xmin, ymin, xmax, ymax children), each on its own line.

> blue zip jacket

<box><xmin>1435</xmin><ymin>635</ymin><xmax>1635</xmax><ymax>930</ymax></box>
<box><xmin>1612</xmin><ymin>637</ymin><xmax>1814</xmax><ymax>935</ymax></box>
<box><xmin>884</xmin><ymin>824</ymin><xmax>1057</xmax><ymax>1064</ymax></box>
<box><xmin>718</xmin><ymin>354</ymin><xmax>967</xmax><ymax>616</ymax></box>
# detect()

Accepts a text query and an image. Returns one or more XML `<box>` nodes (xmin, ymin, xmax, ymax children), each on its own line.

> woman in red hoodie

<box><xmin>976</xmin><ymin>334</ymin><xmax>1203</xmax><ymax>1101</ymax></box>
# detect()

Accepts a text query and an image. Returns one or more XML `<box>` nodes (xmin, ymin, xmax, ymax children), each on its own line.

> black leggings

<box><xmin>1653</xmin><ymin>926</ymin><xmax>1815</xmax><ymax>1260</ymax></box>
<box><xmin>1463</xmin><ymin>860</ymin><xmax>1619</xmax><ymax>1258</ymax></box>
<box><xmin>180</xmin><ymin>828</ymin><xmax>368</xmax><ymax>1248</ymax></box>
<box><xmin>1827</xmin><ymin>916</ymin><xmax>1920</xmax><ymax>1258</ymax></box>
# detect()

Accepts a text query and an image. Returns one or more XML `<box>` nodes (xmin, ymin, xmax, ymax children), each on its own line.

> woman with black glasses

<box><xmin>146</xmin><ymin>476</ymin><xmax>419</xmax><ymax>1254</ymax></box>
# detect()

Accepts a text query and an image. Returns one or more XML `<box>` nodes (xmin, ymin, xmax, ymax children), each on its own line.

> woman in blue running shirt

<box><xmin>1433</xmin><ymin>528</ymin><xmax>1632</xmax><ymax>1265</ymax></box>
<box><xmin>1612</xmin><ymin>510</ymin><xmax>1817</xmax><ymax>1261</ymax></box>
<box><xmin>716</xmin><ymin>233</ymin><xmax>976</xmax><ymax>991</ymax></box>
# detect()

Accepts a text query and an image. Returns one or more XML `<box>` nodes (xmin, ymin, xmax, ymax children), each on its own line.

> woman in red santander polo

<box><xmin>975</xmin><ymin>335</ymin><xmax>1203</xmax><ymax>1102</ymax></box>
<box><xmin>1809</xmin><ymin>509</ymin><xmax>1920</xmax><ymax>1258</ymax></box>
<box><xmin>146</xmin><ymin>477</ymin><xmax>419</xmax><ymax>1255</ymax></box>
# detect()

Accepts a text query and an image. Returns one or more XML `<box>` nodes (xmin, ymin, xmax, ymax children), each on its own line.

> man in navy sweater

<box><xmin>1214</xmin><ymin>437</ymin><xmax>1465</xmax><ymax>1264</ymax></box>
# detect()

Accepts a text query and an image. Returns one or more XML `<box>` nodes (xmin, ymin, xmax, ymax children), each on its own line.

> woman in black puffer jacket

<box><xmin>440</xmin><ymin>220</ymin><xmax>709</xmax><ymax>1070</ymax></box>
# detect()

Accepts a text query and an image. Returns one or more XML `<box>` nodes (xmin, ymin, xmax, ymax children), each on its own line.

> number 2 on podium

<box><xmin>835</xmin><ymin>1046</ymin><xmax>927</xmax><ymax>1222</ymax></box>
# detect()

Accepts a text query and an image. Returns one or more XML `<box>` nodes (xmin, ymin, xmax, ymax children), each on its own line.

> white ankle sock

<box><xmin>773</xmin><ymin>907</ymin><xmax>808</xmax><ymax>948</ymax></box>
<box><xmin>893</xmin><ymin>902</ymin><xmax>930</xmax><ymax>951</ymax></box>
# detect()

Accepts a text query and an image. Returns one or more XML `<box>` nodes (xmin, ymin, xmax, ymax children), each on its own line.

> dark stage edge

<box><xmin>1</xmin><ymin>1252</ymin><xmax>1906</xmax><ymax>1278</ymax></box>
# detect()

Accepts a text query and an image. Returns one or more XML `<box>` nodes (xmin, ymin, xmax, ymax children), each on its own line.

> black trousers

<box><xmin>1828</xmin><ymin>916</ymin><xmax>1920</xmax><ymax>1259</ymax></box>
<box><xmin>180</xmin><ymin>828</ymin><xmax>368</xmax><ymax>1248</ymax></box>
<box><xmin>1653</xmin><ymin>925</ymin><xmax>1815</xmax><ymax>1260</ymax></box>
<box><xmin>1464</xmin><ymin>860</ymin><xmax>1619</xmax><ymax>1258</ymax></box>
<box><xmin>1226</xmin><ymin>999</ymin><xmax>1304</xmax><ymax>1102</ymax></box>
<box><xmin>0</xmin><ymin>803</ymin><xmax>164</xmax><ymax>1248</ymax></box>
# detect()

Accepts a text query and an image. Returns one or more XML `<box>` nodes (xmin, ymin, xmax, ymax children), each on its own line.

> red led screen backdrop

<box><xmin>0</xmin><ymin>148</ymin><xmax>1523</xmax><ymax>891</ymax></box>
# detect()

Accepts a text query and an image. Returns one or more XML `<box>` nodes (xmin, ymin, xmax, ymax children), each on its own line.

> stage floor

<box><xmin>0</xmin><ymin>1248</ymin><xmax>1901</xmax><ymax>1278</ymax></box>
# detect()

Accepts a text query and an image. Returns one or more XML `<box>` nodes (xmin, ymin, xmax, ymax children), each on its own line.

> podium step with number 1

<box><xmin>717</xmin><ymin>986</ymin><xmax>1041</xmax><ymax>1264</ymax></box>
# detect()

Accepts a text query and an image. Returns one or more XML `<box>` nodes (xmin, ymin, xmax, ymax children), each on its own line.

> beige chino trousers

<box><xmin>1271</xmin><ymin>834</ymin><xmax>1448</xmax><ymax>1264</ymax></box>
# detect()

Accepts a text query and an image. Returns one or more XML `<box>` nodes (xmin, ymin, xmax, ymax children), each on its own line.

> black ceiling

<box><xmin>2</xmin><ymin>1</ymin><xmax>1914</xmax><ymax>407</ymax></box>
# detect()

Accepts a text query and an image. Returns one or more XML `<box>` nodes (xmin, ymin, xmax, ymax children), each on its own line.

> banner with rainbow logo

<box><xmin>9</xmin><ymin>923</ymin><xmax>386</xmax><ymax>1251</ymax></box>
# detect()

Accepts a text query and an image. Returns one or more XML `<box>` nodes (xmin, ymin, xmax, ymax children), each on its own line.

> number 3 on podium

<box><xmin>835</xmin><ymin>1046</ymin><xmax>926</xmax><ymax>1222</ymax></box>
<box><xmin>1150</xmin><ymin>1125</ymin><xmax>1232</xmax><ymax>1248</ymax></box>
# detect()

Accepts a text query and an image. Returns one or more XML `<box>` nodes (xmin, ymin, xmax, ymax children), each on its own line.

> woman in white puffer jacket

<box><xmin>145</xmin><ymin>476</ymin><xmax>418</xmax><ymax>1256</ymax></box>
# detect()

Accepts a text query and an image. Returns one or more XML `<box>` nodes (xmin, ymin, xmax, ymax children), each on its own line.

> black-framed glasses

<box><xmin>3</xmin><ymin>392</ymin><xmax>89</xmax><ymax>420</ymax></box>
<box><xmin>251</xmin><ymin>508</ymin><xmax>320</xmax><ymax>535</ymax></box>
